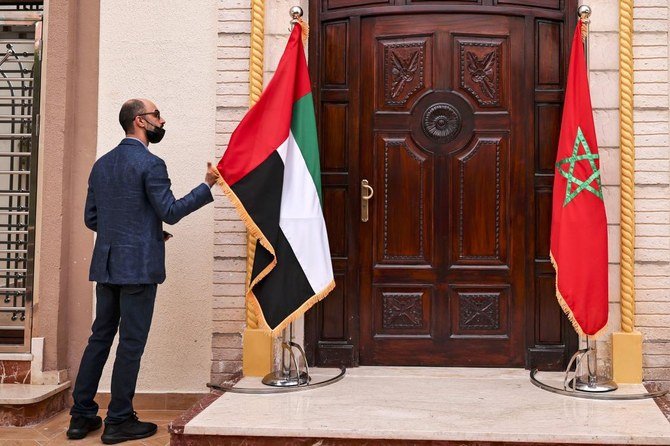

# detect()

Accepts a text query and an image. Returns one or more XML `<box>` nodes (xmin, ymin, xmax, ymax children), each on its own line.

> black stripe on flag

<box><xmin>231</xmin><ymin>151</ymin><xmax>316</xmax><ymax>329</ymax></box>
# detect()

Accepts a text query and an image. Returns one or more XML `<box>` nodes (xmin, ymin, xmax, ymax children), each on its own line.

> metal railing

<box><xmin>0</xmin><ymin>6</ymin><xmax>42</xmax><ymax>352</ymax></box>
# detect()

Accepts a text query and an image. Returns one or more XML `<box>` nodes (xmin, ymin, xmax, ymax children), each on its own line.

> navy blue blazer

<box><xmin>85</xmin><ymin>138</ymin><xmax>214</xmax><ymax>284</ymax></box>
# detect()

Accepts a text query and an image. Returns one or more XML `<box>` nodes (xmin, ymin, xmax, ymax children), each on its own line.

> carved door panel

<box><xmin>359</xmin><ymin>14</ymin><xmax>527</xmax><ymax>366</ymax></box>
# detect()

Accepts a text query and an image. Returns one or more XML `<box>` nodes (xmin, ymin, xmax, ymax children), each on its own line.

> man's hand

<box><xmin>205</xmin><ymin>162</ymin><xmax>219</xmax><ymax>187</ymax></box>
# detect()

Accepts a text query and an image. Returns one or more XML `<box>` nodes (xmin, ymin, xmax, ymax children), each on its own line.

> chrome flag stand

<box><xmin>206</xmin><ymin>4</ymin><xmax>345</xmax><ymax>395</ymax></box>
<box><xmin>207</xmin><ymin>321</ymin><xmax>346</xmax><ymax>395</ymax></box>
<box><xmin>564</xmin><ymin>336</ymin><xmax>616</xmax><ymax>393</ymax></box>
<box><xmin>531</xmin><ymin>333</ymin><xmax>669</xmax><ymax>400</ymax></box>
<box><xmin>262</xmin><ymin>322</ymin><xmax>310</xmax><ymax>387</ymax></box>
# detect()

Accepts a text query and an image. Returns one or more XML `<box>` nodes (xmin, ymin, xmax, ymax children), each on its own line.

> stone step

<box><xmin>0</xmin><ymin>381</ymin><xmax>70</xmax><ymax>426</ymax></box>
<box><xmin>169</xmin><ymin>367</ymin><xmax>670</xmax><ymax>446</ymax></box>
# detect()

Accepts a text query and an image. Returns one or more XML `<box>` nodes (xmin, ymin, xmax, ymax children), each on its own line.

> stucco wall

<box><xmin>96</xmin><ymin>0</ymin><xmax>217</xmax><ymax>392</ymax></box>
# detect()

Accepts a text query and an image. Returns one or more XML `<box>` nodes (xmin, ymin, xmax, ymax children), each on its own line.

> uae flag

<box><xmin>216</xmin><ymin>23</ymin><xmax>335</xmax><ymax>334</ymax></box>
<box><xmin>550</xmin><ymin>19</ymin><xmax>608</xmax><ymax>337</ymax></box>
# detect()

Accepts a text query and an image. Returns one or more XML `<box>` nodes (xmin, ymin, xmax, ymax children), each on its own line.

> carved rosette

<box><xmin>422</xmin><ymin>103</ymin><xmax>462</xmax><ymax>143</ymax></box>
<box><xmin>459</xmin><ymin>41</ymin><xmax>502</xmax><ymax>107</ymax></box>
<box><xmin>383</xmin><ymin>40</ymin><xmax>426</xmax><ymax>106</ymax></box>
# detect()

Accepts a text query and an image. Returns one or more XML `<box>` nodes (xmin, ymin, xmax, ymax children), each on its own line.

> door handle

<box><xmin>361</xmin><ymin>179</ymin><xmax>374</xmax><ymax>222</ymax></box>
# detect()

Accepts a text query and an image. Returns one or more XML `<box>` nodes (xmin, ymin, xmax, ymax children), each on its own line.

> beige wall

<box><xmin>97</xmin><ymin>0</ymin><xmax>217</xmax><ymax>393</ymax></box>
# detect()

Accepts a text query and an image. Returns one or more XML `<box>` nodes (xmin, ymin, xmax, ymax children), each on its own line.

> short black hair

<box><xmin>119</xmin><ymin>99</ymin><xmax>145</xmax><ymax>133</ymax></box>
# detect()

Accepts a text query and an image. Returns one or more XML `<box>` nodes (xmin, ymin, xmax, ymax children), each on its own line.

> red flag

<box><xmin>550</xmin><ymin>20</ymin><xmax>608</xmax><ymax>337</ymax></box>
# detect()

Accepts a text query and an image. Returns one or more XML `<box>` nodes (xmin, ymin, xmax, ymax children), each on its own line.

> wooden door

<box><xmin>359</xmin><ymin>14</ymin><xmax>525</xmax><ymax>366</ymax></box>
<box><xmin>306</xmin><ymin>1</ymin><xmax>579</xmax><ymax>369</ymax></box>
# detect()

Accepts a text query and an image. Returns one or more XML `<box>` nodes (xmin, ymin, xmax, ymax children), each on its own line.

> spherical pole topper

<box><xmin>289</xmin><ymin>5</ymin><xmax>303</xmax><ymax>30</ymax></box>
<box><xmin>577</xmin><ymin>5</ymin><xmax>592</xmax><ymax>20</ymax></box>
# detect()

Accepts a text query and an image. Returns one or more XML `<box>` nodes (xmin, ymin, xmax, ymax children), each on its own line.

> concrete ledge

<box><xmin>0</xmin><ymin>353</ymin><xmax>33</xmax><ymax>361</ymax></box>
<box><xmin>0</xmin><ymin>381</ymin><xmax>70</xmax><ymax>405</ymax></box>
<box><xmin>0</xmin><ymin>382</ymin><xmax>70</xmax><ymax>427</ymax></box>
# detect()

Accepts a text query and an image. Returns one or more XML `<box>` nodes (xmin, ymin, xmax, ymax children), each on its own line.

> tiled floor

<box><xmin>0</xmin><ymin>409</ymin><xmax>179</xmax><ymax>445</ymax></box>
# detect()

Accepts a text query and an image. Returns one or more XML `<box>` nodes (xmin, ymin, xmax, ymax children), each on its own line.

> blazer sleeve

<box><xmin>144</xmin><ymin>159</ymin><xmax>214</xmax><ymax>225</ymax></box>
<box><xmin>84</xmin><ymin>173</ymin><xmax>97</xmax><ymax>231</ymax></box>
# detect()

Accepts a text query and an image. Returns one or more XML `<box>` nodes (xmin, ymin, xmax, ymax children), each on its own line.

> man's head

<box><xmin>118</xmin><ymin>98</ymin><xmax>166</xmax><ymax>145</ymax></box>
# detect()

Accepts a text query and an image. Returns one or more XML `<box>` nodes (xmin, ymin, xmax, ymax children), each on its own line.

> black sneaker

<box><xmin>66</xmin><ymin>415</ymin><xmax>103</xmax><ymax>440</ymax></box>
<box><xmin>101</xmin><ymin>412</ymin><xmax>158</xmax><ymax>444</ymax></box>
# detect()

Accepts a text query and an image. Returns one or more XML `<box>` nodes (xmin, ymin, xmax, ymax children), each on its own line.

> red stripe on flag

<box><xmin>218</xmin><ymin>24</ymin><xmax>311</xmax><ymax>186</ymax></box>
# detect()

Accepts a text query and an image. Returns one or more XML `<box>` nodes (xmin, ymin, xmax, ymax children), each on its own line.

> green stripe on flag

<box><xmin>290</xmin><ymin>93</ymin><xmax>322</xmax><ymax>204</ymax></box>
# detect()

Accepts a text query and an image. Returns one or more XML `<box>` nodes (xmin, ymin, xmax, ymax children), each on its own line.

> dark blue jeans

<box><xmin>70</xmin><ymin>283</ymin><xmax>157</xmax><ymax>424</ymax></box>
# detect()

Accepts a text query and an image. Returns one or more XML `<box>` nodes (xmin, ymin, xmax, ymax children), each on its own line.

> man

<box><xmin>67</xmin><ymin>99</ymin><xmax>218</xmax><ymax>444</ymax></box>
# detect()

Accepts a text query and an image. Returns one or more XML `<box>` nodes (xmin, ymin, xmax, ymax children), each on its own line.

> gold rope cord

<box><xmin>619</xmin><ymin>0</ymin><xmax>635</xmax><ymax>333</ymax></box>
<box><xmin>245</xmin><ymin>0</ymin><xmax>265</xmax><ymax>330</ymax></box>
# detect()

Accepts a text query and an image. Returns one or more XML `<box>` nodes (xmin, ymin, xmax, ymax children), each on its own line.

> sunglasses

<box><xmin>136</xmin><ymin>110</ymin><xmax>161</xmax><ymax>120</ymax></box>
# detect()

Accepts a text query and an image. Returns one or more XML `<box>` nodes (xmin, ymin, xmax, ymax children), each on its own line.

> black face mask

<box><xmin>145</xmin><ymin>121</ymin><xmax>165</xmax><ymax>144</ymax></box>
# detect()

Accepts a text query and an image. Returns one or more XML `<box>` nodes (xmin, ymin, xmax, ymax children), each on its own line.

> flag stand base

<box><xmin>568</xmin><ymin>376</ymin><xmax>618</xmax><ymax>393</ymax></box>
<box><xmin>530</xmin><ymin>369</ymin><xmax>667</xmax><ymax>400</ymax></box>
<box><xmin>530</xmin><ymin>336</ymin><xmax>667</xmax><ymax>399</ymax></box>
<box><xmin>262</xmin><ymin>323</ymin><xmax>311</xmax><ymax>387</ymax></box>
<box><xmin>563</xmin><ymin>343</ymin><xmax>617</xmax><ymax>393</ymax></box>
<box><xmin>262</xmin><ymin>370</ymin><xmax>310</xmax><ymax>387</ymax></box>
<box><xmin>207</xmin><ymin>322</ymin><xmax>346</xmax><ymax>394</ymax></box>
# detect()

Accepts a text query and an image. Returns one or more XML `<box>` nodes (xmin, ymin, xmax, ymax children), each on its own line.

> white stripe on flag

<box><xmin>277</xmin><ymin>132</ymin><xmax>334</xmax><ymax>293</ymax></box>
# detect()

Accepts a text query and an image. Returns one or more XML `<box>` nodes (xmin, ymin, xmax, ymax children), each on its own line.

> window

<box><xmin>0</xmin><ymin>2</ymin><xmax>42</xmax><ymax>352</ymax></box>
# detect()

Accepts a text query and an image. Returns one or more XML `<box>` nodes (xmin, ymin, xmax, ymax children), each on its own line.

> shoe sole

<box><xmin>101</xmin><ymin>427</ymin><xmax>158</xmax><ymax>445</ymax></box>
<box><xmin>66</xmin><ymin>422</ymin><xmax>103</xmax><ymax>440</ymax></box>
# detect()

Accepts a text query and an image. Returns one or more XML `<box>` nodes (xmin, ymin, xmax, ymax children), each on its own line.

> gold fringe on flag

<box><xmin>297</xmin><ymin>17</ymin><xmax>309</xmax><ymax>43</ymax></box>
<box><xmin>211</xmin><ymin>168</ymin><xmax>335</xmax><ymax>336</ymax></box>
<box><xmin>550</xmin><ymin>251</ymin><xmax>607</xmax><ymax>339</ymax></box>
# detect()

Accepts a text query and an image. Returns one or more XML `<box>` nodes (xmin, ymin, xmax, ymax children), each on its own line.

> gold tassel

<box><xmin>297</xmin><ymin>17</ymin><xmax>309</xmax><ymax>44</ymax></box>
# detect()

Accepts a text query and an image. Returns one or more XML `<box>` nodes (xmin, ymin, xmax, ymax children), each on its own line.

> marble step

<box><xmin>170</xmin><ymin>367</ymin><xmax>670</xmax><ymax>445</ymax></box>
<box><xmin>0</xmin><ymin>381</ymin><xmax>70</xmax><ymax>426</ymax></box>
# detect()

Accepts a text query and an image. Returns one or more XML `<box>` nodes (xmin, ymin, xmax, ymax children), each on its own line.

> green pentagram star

<box><xmin>556</xmin><ymin>127</ymin><xmax>603</xmax><ymax>206</ymax></box>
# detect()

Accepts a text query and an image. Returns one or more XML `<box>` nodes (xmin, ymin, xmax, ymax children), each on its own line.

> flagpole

<box><xmin>259</xmin><ymin>5</ymin><xmax>335</xmax><ymax>389</ymax></box>
<box><xmin>568</xmin><ymin>5</ymin><xmax>617</xmax><ymax>393</ymax></box>
<box><xmin>578</xmin><ymin>5</ymin><xmax>591</xmax><ymax>71</ymax></box>
<box><xmin>531</xmin><ymin>3</ymin><xmax>664</xmax><ymax>400</ymax></box>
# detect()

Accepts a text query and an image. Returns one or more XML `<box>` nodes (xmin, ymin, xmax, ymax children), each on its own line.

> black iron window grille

<box><xmin>0</xmin><ymin>5</ymin><xmax>41</xmax><ymax>352</ymax></box>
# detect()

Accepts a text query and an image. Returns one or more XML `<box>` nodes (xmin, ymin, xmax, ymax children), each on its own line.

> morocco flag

<box><xmin>550</xmin><ymin>20</ymin><xmax>608</xmax><ymax>337</ymax></box>
<box><xmin>216</xmin><ymin>24</ymin><xmax>335</xmax><ymax>334</ymax></box>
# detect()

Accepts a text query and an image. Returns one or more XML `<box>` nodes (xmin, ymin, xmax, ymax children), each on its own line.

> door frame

<box><xmin>305</xmin><ymin>0</ymin><xmax>580</xmax><ymax>370</ymax></box>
